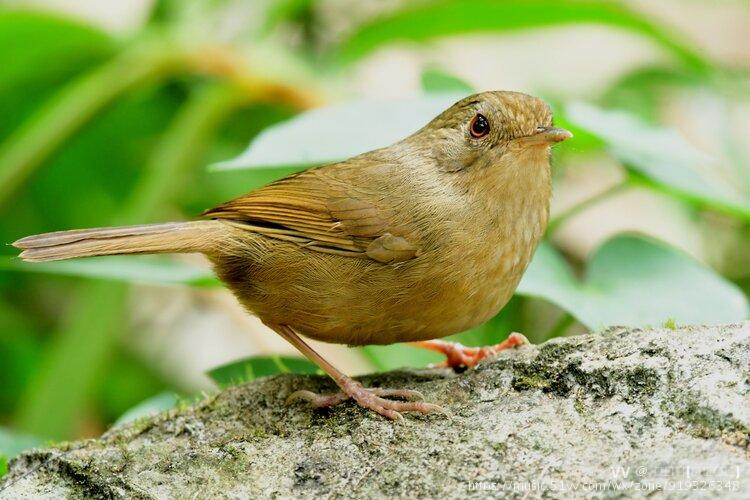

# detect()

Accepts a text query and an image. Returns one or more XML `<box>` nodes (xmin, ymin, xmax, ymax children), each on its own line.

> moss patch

<box><xmin>511</xmin><ymin>343</ymin><xmax>660</xmax><ymax>401</ymax></box>
<box><xmin>675</xmin><ymin>399</ymin><xmax>750</xmax><ymax>447</ymax></box>
<box><xmin>511</xmin><ymin>373</ymin><xmax>552</xmax><ymax>391</ymax></box>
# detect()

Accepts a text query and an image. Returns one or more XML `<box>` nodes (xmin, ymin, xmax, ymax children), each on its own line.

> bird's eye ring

<box><xmin>469</xmin><ymin>114</ymin><xmax>490</xmax><ymax>138</ymax></box>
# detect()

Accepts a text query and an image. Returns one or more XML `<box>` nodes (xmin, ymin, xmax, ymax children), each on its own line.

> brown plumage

<box><xmin>14</xmin><ymin>91</ymin><xmax>571</xmax><ymax>419</ymax></box>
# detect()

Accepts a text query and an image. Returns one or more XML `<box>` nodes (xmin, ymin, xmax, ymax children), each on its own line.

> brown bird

<box><xmin>14</xmin><ymin>91</ymin><xmax>571</xmax><ymax>420</ymax></box>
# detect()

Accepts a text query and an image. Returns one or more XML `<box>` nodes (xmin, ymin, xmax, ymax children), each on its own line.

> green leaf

<box><xmin>0</xmin><ymin>40</ymin><xmax>185</xmax><ymax>208</ymax></box>
<box><xmin>262</xmin><ymin>0</ymin><xmax>315</xmax><ymax>34</ymax></box>
<box><xmin>332</xmin><ymin>0</ymin><xmax>710</xmax><ymax>73</ymax></box>
<box><xmin>518</xmin><ymin>235</ymin><xmax>749</xmax><ymax>329</ymax></box>
<box><xmin>113</xmin><ymin>392</ymin><xmax>179</xmax><ymax>427</ymax></box>
<box><xmin>0</xmin><ymin>453</ymin><xmax>6</xmax><ymax>478</ymax></box>
<box><xmin>214</xmin><ymin>92</ymin><xmax>467</xmax><ymax>170</ymax></box>
<box><xmin>421</xmin><ymin>68</ymin><xmax>473</xmax><ymax>93</ymax></box>
<box><xmin>0</xmin><ymin>426</ymin><xmax>44</xmax><ymax>458</ymax></box>
<box><xmin>0</xmin><ymin>255</ymin><xmax>219</xmax><ymax>287</ymax></box>
<box><xmin>98</xmin><ymin>351</ymin><xmax>174</xmax><ymax>424</ymax></box>
<box><xmin>0</xmin><ymin>10</ymin><xmax>115</xmax><ymax>148</ymax></box>
<box><xmin>0</xmin><ymin>10</ymin><xmax>113</xmax><ymax>93</ymax></box>
<box><xmin>565</xmin><ymin>101</ymin><xmax>750</xmax><ymax>219</ymax></box>
<box><xmin>207</xmin><ymin>356</ymin><xmax>320</xmax><ymax>388</ymax></box>
<box><xmin>602</xmin><ymin>66</ymin><xmax>703</xmax><ymax>122</ymax></box>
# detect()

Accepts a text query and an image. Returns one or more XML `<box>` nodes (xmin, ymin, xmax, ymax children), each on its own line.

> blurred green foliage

<box><xmin>330</xmin><ymin>0</ymin><xmax>712</xmax><ymax>71</ymax></box>
<box><xmin>0</xmin><ymin>0</ymin><xmax>748</xmax><ymax>466</ymax></box>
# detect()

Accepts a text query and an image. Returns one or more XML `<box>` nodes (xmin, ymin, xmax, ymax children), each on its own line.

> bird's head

<box><xmin>418</xmin><ymin>91</ymin><xmax>571</xmax><ymax>174</ymax></box>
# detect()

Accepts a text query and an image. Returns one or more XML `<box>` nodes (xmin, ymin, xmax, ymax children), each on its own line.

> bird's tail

<box><xmin>13</xmin><ymin>220</ymin><xmax>227</xmax><ymax>262</ymax></box>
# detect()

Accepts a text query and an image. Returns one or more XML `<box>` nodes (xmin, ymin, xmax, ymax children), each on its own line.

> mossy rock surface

<box><xmin>2</xmin><ymin>322</ymin><xmax>750</xmax><ymax>499</ymax></box>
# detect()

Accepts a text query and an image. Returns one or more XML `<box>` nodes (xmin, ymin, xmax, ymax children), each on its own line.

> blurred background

<box><xmin>0</xmin><ymin>0</ymin><xmax>749</xmax><ymax>465</ymax></box>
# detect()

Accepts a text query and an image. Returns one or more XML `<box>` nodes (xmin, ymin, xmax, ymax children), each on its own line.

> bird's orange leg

<box><xmin>410</xmin><ymin>332</ymin><xmax>529</xmax><ymax>369</ymax></box>
<box><xmin>268</xmin><ymin>323</ymin><xmax>447</xmax><ymax>420</ymax></box>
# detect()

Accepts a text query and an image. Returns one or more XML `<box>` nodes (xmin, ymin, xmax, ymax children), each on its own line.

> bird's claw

<box><xmin>418</xmin><ymin>332</ymin><xmax>529</xmax><ymax>370</ymax></box>
<box><xmin>287</xmin><ymin>383</ymin><xmax>447</xmax><ymax>421</ymax></box>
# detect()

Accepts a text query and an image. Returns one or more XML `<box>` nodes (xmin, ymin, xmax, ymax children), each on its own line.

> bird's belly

<box><xmin>214</xmin><ymin>235</ymin><xmax>532</xmax><ymax>346</ymax></box>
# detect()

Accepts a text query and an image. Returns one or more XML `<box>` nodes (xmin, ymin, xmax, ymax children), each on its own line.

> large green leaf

<box><xmin>207</xmin><ymin>355</ymin><xmax>320</xmax><ymax>388</ymax></box>
<box><xmin>331</xmin><ymin>0</ymin><xmax>710</xmax><ymax>73</ymax></box>
<box><xmin>0</xmin><ymin>10</ymin><xmax>113</xmax><ymax>93</ymax></box>
<box><xmin>214</xmin><ymin>92</ymin><xmax>467</xmax><ymax>170</ymax></box>
<box><xmin>0</xmin><ymin>255</ymin><xmax>218</xmax><ymax>287</ymax></box>
<box><xmin>565</xmin><ymin>101</ymin><xmax>750</xmax><ymax>219</ymax></box>
<box><xmin>210</xmin><ymin>93</ymin><xmax>609</xmax><ymax>173</ymax></box>
<box><xmin>0</xmin><ymin>10</ymin><xmax>115</xmax><ymax>148</ymax></box>
<box><xmin>518</xmin><ymin>235</ymin><xmax>749</xmax><ymax>329</ymax></box>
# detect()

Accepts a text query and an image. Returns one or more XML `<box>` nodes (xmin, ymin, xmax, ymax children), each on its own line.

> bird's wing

<box><xmin>203</xmin><ymin>165</ymin><xmax>420</xmax><ymax>263</ymax></box>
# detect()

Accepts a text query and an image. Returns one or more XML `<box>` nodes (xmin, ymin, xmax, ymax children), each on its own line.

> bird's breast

<box><xmin>431</xmin><ymin>190</ymin><xmax>550</xmax><ymax>335</ymax></box>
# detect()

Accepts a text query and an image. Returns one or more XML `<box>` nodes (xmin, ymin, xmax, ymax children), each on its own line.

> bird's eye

<box><xmin>469</xmin><ymin>113</ymin><xmax>490</xmax><ymax>138</ymax></box>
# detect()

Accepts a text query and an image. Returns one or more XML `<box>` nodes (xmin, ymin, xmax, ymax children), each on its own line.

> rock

<box><xmin>2</xmin><ymin>323</ymin><xmax>750</xmax><ymax>499</ymax></box>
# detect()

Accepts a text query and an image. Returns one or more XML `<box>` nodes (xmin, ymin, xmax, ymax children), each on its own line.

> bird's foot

<box><xmin>411</xmin><ymin>332</ymin><xmax>529</xmax><ymax>370</ymax></box>
<box><xmin>288</xmin><ymin>380</ymin><xmax>448</xmax><ymax>420</ymax></box>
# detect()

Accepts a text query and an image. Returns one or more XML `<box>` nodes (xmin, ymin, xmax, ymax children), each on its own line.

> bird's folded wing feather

<box><xmin>202</xmin><ymin>167</ymin><xmax>420</xmax><ymax>263</ymax></box>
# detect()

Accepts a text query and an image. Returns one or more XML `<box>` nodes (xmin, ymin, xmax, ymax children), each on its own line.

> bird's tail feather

<box><xmin>13</xmin><ymin>220</ymin><xmax>226</xmax><ymax>262</ymax></box>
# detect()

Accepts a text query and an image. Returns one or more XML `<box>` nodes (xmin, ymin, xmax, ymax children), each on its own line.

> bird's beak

<box><xmin>517</xmin><ymin>127</ymin><xmax>573</xmax><ymax>146</ymax></box>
